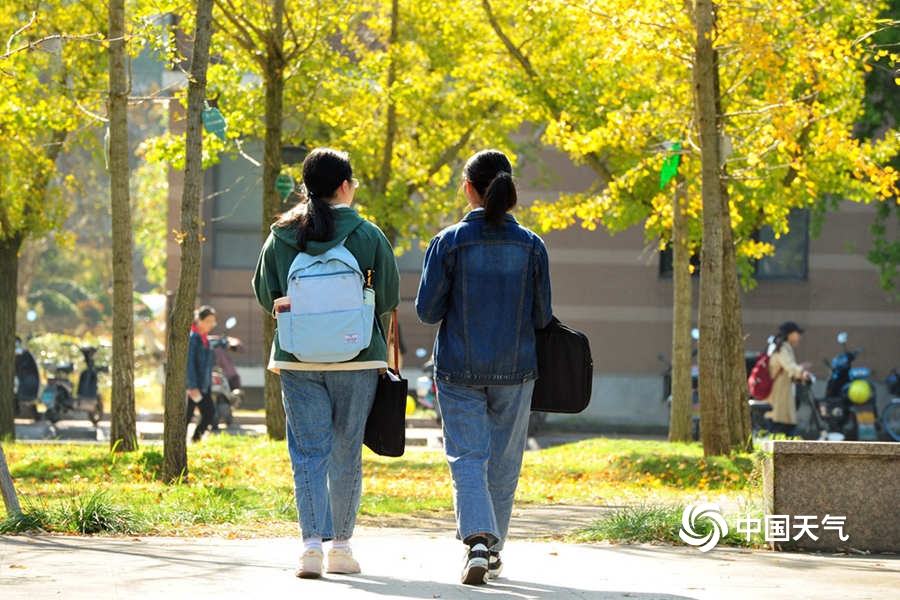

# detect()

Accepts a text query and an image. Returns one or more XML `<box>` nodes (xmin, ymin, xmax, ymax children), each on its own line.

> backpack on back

<box><xmin>276</xmin><ymin>239</ymin><xmax>375</xmax><ymax>363</ymax></box>
<box><xmin>747</xmin><ymin>351</ymin><xmax>778</xmax><ymax>400</ymax></box>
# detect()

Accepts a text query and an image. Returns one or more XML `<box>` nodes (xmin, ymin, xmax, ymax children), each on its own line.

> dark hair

<box><xmin>772</xmin><ymin>321</ymin><xmax>803</xmax><ymax>352</ymax></box>
<box><xmin>771</xmin><ymin>332</ymin><xmax>786</xmax><ymax>352</ymax></box>
<box><xmin>274</xmin><ymin>148</ymin><xmax>352</xmax><ymax>251</ymax></box>
<box><xmin>463</xmin><ymin>149</ymin><xmax>517</xmax><ymax>226</ymax></box>
<box><xmin>196</xmin><ymin>305</ymin><xmax>216</xmax><ymax>321</ymax></box>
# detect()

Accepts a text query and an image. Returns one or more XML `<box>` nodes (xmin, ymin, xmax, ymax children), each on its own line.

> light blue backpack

<box><xmin>277</xmin><ymin>240</ymin><xmax>375</xmax><ymax>362</ymax></box>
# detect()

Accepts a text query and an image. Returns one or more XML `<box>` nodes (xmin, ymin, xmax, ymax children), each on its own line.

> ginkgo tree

<box><xmin>200</xmin><ymin>0</ymin><xmax>346</xmax><ymax>440</ymax></box>
<box><xmin>0</xmin><ymin>6</ymin><xmax>108</xmax><ymax>440</ymax></box>
<box><xmin>311</xmin><ymin>0</ymin><xmax>529</xmax><ymax>243</ymax></box>
<box><xmin>142</xmin><ymin>0</ymin><xmax>534</xmax><ymax>437</ymax></box>
<box><xmin>859</xmin><ymin>1</ymin><xmax>900</xmax><ymax>297</ymax></box>
<box><xmin>482</xmin><ymin>0</ymin><xmax>899</xmax><ymax>453</ymax></box>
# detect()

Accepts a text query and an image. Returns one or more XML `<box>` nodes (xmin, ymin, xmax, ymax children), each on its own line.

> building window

<box><xmin>659</xmin><ymin>209</ymin><xmax>809</xmax><ymax>280</ymax></box>
<box><xmin>754</xmin><ymin>209</ymin><xmax>809</xmax><ymax>280</ymax></box>
<box><xmin>210</xmin><ymin>155</ymin><xmax>263</xmax><ymax>270</ymax></box>
<box><xmin>658</xmin><ymin>246</ymin><xmax>700</xmax><ymax>279</ymax></box>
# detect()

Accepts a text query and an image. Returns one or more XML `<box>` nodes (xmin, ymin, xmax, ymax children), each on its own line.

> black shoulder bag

<box><xmin>532</xmin><ymin>316</ymin><xmax>593</xmax><ymax>414</ymax></box>
<box><xmin>363</xmin><ymin>308</ymin><xmax>408</xmax><ymax>457</ymax></box>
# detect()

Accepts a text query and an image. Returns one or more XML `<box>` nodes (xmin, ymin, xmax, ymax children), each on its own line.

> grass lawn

<box><xmin>1</xmin><ymin>435</ymin><xmax>765</xmax><ymax>545</ymax></box>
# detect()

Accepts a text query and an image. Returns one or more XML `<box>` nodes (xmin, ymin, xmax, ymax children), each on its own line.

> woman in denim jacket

<box><xmin>416</xmin><ymin>149</ymin><xmax>552</xmax><ymax>585</ymax></box>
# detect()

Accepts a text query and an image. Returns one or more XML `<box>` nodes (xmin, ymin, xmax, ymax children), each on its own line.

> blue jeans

<box><xmin>437</xmin><ymin>380</ymin><xmax>535</xmax><ymax>550</ymax></box>
<box><xmin>281</xmin><ymin>369</ymin><xmax>377</xmax><ymax>541</ymax></box>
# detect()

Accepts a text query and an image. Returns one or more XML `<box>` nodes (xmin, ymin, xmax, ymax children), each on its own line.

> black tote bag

<box><xmin>364</xmin><ymin>308</ymin><xmax>407</xmax><ymax>457</ymax></box>
<box><xmin>532</xmin><ymin>316</ymin><xmax>593</xmax><ymax>413</ymax></box>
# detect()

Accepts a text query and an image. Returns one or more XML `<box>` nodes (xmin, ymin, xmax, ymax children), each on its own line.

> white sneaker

<box><xmin>461</xmin><ymin>543</ymin><xmax>489</xmax><ymax>585</ymax></box>
<box><xmin>488</xmin><ymin>551</ymin><xmax>503</xmax><ymax>579</ymax></box>
<box><xmin>296</xmin><ymin>548</ymin><xmax>323</xmax><ymax>579</ymax></box>
<box><xmin>326</xmin><ymin>547</ymin><xmax>361</xmax><ymax>574</ymax></box>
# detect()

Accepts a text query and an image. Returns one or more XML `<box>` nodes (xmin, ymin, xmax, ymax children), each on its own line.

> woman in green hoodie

<box><xmin>252</xmin><ymin>148</ymin><xmax>399</xmax><ymax>579</ymax></box>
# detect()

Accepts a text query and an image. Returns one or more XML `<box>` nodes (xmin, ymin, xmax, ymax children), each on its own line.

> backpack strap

<box><xmin>768</xmin><ymin>348</ymin><xmax>783</xmax><ymax>381</ymax></box>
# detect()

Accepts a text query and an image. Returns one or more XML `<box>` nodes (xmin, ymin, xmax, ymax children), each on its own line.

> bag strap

<box><xmin>388</xmin><ymin>308</ymin><xmax>401</xmax><ymax>376</ymax></box>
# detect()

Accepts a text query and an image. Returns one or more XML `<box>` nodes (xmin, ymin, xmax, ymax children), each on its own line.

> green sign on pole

<box><xmin>660</xmin><ymin>141</ymin><xmax>682</xmax><ymax>189</ymax></box>
<box><xmin>201</xmin><ymin>106</ymin><xmax>228</xmax><ymax>141</ymax></box>
<box><xmin>275</xmin><ymin>173</ymin><xmax>295</xmax><ymax>200</ymax></box>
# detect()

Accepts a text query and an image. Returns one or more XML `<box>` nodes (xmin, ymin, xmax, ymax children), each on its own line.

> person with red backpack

<box><xmin>762</xmin><ymin>321</ymin><xmax>812</xmax><ymax>436</ymax></box>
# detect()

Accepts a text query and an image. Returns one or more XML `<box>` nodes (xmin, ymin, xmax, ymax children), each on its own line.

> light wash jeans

<box><xmin>437</xmin><ymin>379</ymin><xmax>535</xmax><ymax>550</ymax></box>
<box><xmin>281</xmin><ymin>369</ymin><xmax>377</xmax><ymax>541</ymax></box>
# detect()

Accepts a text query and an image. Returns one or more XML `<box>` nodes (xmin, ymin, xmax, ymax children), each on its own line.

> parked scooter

<box><xmin>816</xmin><ymin>332</ymin><xmax>882</xmax><ymax>441</ymax></box>
<box><xmin>750</xmin><ymin>333</ymin><xmax>883</xmax><ymax>441</ymax></box>
<box><xmin>208</xmin><ymin>317</ymin><xmax>243</xmax><ymax>429</ymax></box>
<box><xmin>14</xmin><ymin>336</ymin><xmax>41</xmax><ymax>420</ymax></box>
<box><xmin>41</xmin><ymin>345</ymin><xmax>107</xmax><ymax>425</ymax></box>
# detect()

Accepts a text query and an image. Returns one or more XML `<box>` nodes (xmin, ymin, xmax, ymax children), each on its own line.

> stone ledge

<box><xmin>762</xmin><ymin>440</ymin><xmax>900</xmax><ymax>553</ymax></box>
<box><xmin>761</xmin><ymin>439</ymin><xmax>900</xmax><ymax>457</ymax></box>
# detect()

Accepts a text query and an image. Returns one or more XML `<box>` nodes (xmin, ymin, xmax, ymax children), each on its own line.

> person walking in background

<box><xmin>252</xmin><ymin>148</ymin><xmax>400</xmax><ymax>579</ymax></box>
<box><xmin>186</xmin><ymin>305</ymin><xmax>218</xmax><ymax>443</ymax></box>
<box><xmin>415</xmin><ymin>149</ymin><xmax>553</xmax><ymax>585</ymax></box>
<box><xmin>764</xmin><ymin>320</ymin><xmax>812</xmax><ymax>436</ymax></box>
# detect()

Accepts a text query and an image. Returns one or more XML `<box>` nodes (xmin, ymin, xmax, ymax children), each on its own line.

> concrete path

<box><xmin>2</xmin><ymin>519</ymin><xmax>897</xmax><ymax>599</ymax></box>
<box><xmin>6</xmin><ymin>421</ymin><xmax>896</xmax><ymax>598</ymax></box>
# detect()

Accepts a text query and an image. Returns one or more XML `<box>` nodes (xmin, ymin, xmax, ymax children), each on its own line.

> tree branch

<box><xmin>481</xmin><ymin>0</ymin><xmax>613</xmax><ymax>184</ymax></box>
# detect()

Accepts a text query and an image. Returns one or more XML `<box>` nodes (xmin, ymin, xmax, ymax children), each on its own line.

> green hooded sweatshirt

<box><xmin>252</xmin><ymin>206</ymin><xmax>400</xmax><ymax>371</ymax></box>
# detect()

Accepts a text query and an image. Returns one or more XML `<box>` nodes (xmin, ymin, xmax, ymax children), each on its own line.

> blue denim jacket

<box><xmin>416</xmin><ymin>209</ymin><xmax>553</xmax><ymax>386</ymax></box>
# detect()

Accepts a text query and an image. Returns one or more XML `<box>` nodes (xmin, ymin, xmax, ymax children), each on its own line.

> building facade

<box><xmin>167</xmin><ymin>141</ymin><xmax>900</xmax><ymax>431</ymax></box>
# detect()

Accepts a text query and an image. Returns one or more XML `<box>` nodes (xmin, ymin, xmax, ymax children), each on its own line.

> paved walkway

<box><xmin>2</xmin><ymin>506</ymin><xmax>897</xmax><ymax>599</ymax></box>
<box><xmin>5</xmin><ymin>423</ymin><xmax>897</xmax><ymax>597</ymax></box>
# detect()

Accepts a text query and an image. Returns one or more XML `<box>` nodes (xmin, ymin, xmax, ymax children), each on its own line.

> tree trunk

<box><xmin>108</xmin><ymin>0</ymin><xmax>137</xmax><ymax>453</ymax></box>
<box><xmin>0</xmin><ymin>443</ymin><xmax>20</xmax><ymax>517</ymax></box>
<box><xmin>693</xmin><ymin>0</ymin><xmax>730</xmax><ymax>456</ymax></box>
<box><xmin>722</xmin><ymin>219</ymin><xmax>751</xmax><ymax>450</ymax></box>
<box><xmin>261</xmin><ymin>0</ymin><xmax>287</xmax><ymax>440</ymax></box>
<box><xmin>0</xmin><ymin>234</ymin><xmax>23</xmax><ymax>441</ymax></box>
<box><xmin>1</xmin><ymin>127</ymin><xmax>65</xmax><ymax>440</ymax></box>
<box><xmin>163</xmin><ymin>0</ymin><xmax>215</xmax><ymax>483</ymax></box>
<box><xmin>669</xmin><ymin>176</ymin><xmax>694</xmax><ymax>442</ymax></box>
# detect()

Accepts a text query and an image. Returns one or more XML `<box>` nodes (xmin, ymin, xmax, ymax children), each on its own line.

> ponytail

<box><xmin>483</xmin><ymin>171</ymin><xmax>517</xmax><ymax>226</ymax></box>
<box><xmin>463</xmin><ymin>149</ymin><xmax>517</xmax><ymax>227</ymax></box>
<box><xmin>272</xmin><ymin>190</ymin><xmax>336</xmax><ymax>252</ymax></box>
<box><xmin>296</xmin><ymin>194</ymin><xmax>334</xmax><ymax>252</ymax></box>
<box><xmin>771</xmin><ymin>333</ymin><xmax>787</xmax><ymax>353</ymax></box>
<box><xmin>273</xmin><ymin>147</ymin><xmax>349</xmax><ymax>251</ymax></box>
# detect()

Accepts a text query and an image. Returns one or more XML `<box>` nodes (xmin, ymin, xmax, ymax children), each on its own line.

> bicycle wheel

<box><xmin>882</xmin><ymin>401</ymin><xmax>900</xmax><ymax>442</ymax></box>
